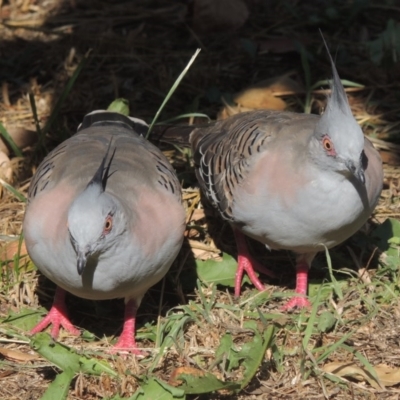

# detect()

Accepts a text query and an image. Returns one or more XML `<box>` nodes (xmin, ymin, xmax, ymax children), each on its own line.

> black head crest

<box><xmin>319</xmin><ymin>30</ymin><xmax>352</xmax><ymax>117</ymax></box>
<box><xmin>88</xmin><ymin>139</ymin><xmax>117</xmax><ymax>191</ymax></box>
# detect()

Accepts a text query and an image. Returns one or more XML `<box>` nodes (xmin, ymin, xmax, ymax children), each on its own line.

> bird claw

<box><xmin>235</xmin><ymin>257</ymin><xmax>265</xmax><ymax>297</ymax></box>
<box><xmin>281</xmin><ymin>295</ymin><xmax>311</xmax><ymax>311</ymax></box>
<box><xmin>234</xmin><ymin>230</ymin><xmax>275</xmax><ymax>297</ymax></box>
<box><xmin>30</xmin><ymin>305</ymin><xmax>80</xmax><ymax>338</ymax></box>
<box><xmin>109</xmin><ymin>336</ymin><xmax>145</xmax><ymax>356</ymax></box>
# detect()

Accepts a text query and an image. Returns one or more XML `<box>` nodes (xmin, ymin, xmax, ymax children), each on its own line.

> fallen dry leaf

<box><xmin>191</xmin><ymin>0</ymin><xmax>249</xmax><ymax>34</ymax></box>
<box><xmin>190</xmin><ymin>247</ymin><xmax>216</xmax><ymax>260</ymax></box>
<box><xmin>0</xmin><ymin>151</ymin><xmax>12</xmax><ymax>182</ymax></box>
<box><xmin>0</xmin><ymin>347</ymin><xmax>39</xmax><ymax>362</ymax></box>
<box><xmin>323</xmin><ymin>362</ymin><xmax>384</xmax><ymax>390</ymax></box>
<box><xmin>235</xmin><ymin>88</ymin><xmax>287</xmax><ymax>111</ymax></box>
<box><xmin>0</xmin><ymin>370</ymin><xmax>14</xmax><ymax>379</ymax></box>
<box><xmin>0</xmin><ymin>126</ymin><xmax>37</xmax><ymax>156</ymax></box>
<box><xmin>0</xmin><ymin>239</ymin><xmax>27</xmax><ymax>263</ymax></box>
<box><xmin>219</xmin><ymin>73</ymin><xmax>304</xmax><ymax>119</ymax></box>
<box><xmin>379</xmin><ymin>149</ymin><xmax>400</xmax><ymax>165</ymax></box>
<box><xmin>169</xmin><ymin>366</ymin><xmax>205</xmax><ymax>386</ymax></box>
<box><xmin>374</xmin><ymin>364</ymin><xmax>400</xmax><ymax>387</ymax></box>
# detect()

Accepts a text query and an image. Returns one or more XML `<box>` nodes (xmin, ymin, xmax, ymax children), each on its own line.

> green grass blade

<box><xmin>0</xmin><ymin>122</ymin><xmax>23</xmax><ymax>157</ymax></box>
<box><xmin>146</xmin><ymin>48</ymin><xmax>201</xmax><ymax>139</ymax></box>
<box><xmin>159</xmin><ymin>112</ymin><xmax>211</xmax><ymax>124</ymax></box>
<box><xmin>41</xmin><ymin>51</ymin><xmax>90</xmax><ymax>136</ymax></box>
<box><xmin>324</xmin><ymin>245</ymin><xmax>343</xmax><ymax>300</ymax></box>
<box><xmin>314</xmin><ymin>331</ymin><xmax>354</xmax><ymax>364</ymax></box>
<box><xmin>29</xmin><ymin>92</ymin><xmax>44</xmax><ymax>147</ymax></box>
<box><xmin>311</xmin><ymin>79</ymin><xmax>364</xmax><ymax>91</ymax></box>
<box><xmin>298</xmin><ymin>43</ymin><xmax>312</xmax><ymax>113</ymax></box>
<box><xmin>0</xmin><ymin>178</ymin><xmax>26</xmax><ymax>202</ymax></box>
<box><xmin>302</xmin><ymin>284</ymin><xmax>322</xmax><ymax>349</ymax></box>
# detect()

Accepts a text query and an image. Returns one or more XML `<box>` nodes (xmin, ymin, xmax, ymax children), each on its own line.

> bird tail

<box><xmin>148</xmin><ymin>124</ymin><xmax>197</xmax><ymax>147</ymax></box>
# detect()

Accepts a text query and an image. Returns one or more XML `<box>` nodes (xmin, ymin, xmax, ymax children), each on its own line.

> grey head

<box><xmin>68</xmin><ymin>142</ymin><xmax>125</xmax><ymax>275</ymax></box>
<box><xmin>310</xmin><ymin>37</ymin><xmax>365</xmax><ymax>184</ymax></box>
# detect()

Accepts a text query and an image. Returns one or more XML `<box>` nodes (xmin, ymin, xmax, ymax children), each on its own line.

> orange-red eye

<box><xmin>323</xmin><ymin>138</ymin><xmax>332</xmax><ymax>150</ymax></box>
<box><xmin>322</xmin><ymin>135</ymin><xmax>336</xmax><ymax>156</ymax></box>
<box><xmin>104</xmin><ymin>216</ymin><xmax>113</xmax><ymax>234</ymax></box>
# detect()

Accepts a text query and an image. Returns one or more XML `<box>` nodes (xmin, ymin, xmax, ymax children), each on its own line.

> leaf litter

<box><xmin>1</xmin><ymin>0</ymin><xmax>400</xmax><ymax>399</ymax></box>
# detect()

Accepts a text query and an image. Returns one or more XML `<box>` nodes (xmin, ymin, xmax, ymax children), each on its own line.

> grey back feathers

<box><xmin>23</xmin><ymin>110</ymin><xmax>186</xmax><ymax>352</ymax></box>
<box><xmin>24</xmin><ymin>110</ymin><xmax>185</xmax><ymax>299</ymax></box>
<box><xmin>28</xmin><ymin>112</ymin><xmax>182</xmax><ymax>204</ymax></box>
<box><xmin>153</xmin><ymin>40</ymin><xmax>381</xmax><ymax>244</ymax></box>
<box><xmin>146</xmin><ymin>38</ymin><xmax>383</xmax><ymax>311</ymax></box>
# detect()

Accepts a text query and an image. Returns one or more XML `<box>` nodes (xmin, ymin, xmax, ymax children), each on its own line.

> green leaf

<box><xmin>372</xmin><ymin>218</ymin><xmax>400</xmax><ymax>257</ymax></box>
<box><xmin>307</xmin><ymin>281</ymin><xmax>337</xmax><ymax>301</ymax></box>
<box><xmin>388</xmin><ymin>237</ymin><xmax>400</xmax><ymax>245</ymax></box>
<box><xmin>107</xmin><ymin>98</ymin><xmax>130</xmax><ymax>115</ymax></box>
<box><xmin>215</xmin><ymin>333</ymin><xmax>234</xmax><ymax>359</ymax></box>
<box><xmin>3</xmin><ymin>307</ymin><xmax>43</xmax><ymax>331</ymax></box>
<box><xmin>215</xmin><ymin>333</ymin><xmax>242</xmax><ymax>371</ymax></box>
<box><xmin>30</xmin><ymin>333</ymin><xmax>117</xmax><ymax>376</ymax></box>
<box><xmin>150</xmin><ymin>314</ymin><xmax>193</xmax><ymax>371</ymax></box>
<box><xmin>31</xmin><ymin>333</ymin><xmax>80</xmax><ymax>372</ymax></box>
<box><xmin>132</xmin><ymin>377</ymin><xmax>185</xmax><ymax>400</ymax></box>
<box><xmin>239</xmin><ymin>325</ymin><xmax>275</xmax><ymax>390</ymax></box>
<box><xmin>196</xmin><ymin>253</ymin><xmax>251</xmax><ymax>288</ymax></box>
<box><xmin>40</xmin><ymin>369</ymin><xmax>74</xmax><ymax>400</ymax></box>
<box><xmin>174</xmin><ymin>371</ymin><xmax>240</xmax><ymax>394</ymax></box>
<box><xmin>317</xmin><ymin>311</ymin><xmax>336</xmax><ymax>333</ymax></box>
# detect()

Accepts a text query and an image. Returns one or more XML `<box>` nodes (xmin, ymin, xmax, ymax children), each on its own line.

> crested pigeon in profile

<box><xmin>157</xmin><ymin>45</ymin><xmax>383</xmax><ymax>309</ymax></box>
<box><xmin>24</xmin><ymin>111</ymin><xmax>186</xmax><ymax>354</ymax></box>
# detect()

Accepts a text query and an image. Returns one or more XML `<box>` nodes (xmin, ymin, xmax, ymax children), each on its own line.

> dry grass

<box><xmin>1</xmin><ymin>0</ymin><xmax>400</xmax><ymax>399</ymax></box>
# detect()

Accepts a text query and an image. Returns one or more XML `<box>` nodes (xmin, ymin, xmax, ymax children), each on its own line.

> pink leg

<box><xmin>110</xmin><ymin>299</ymin><xmax>142</xmax><ymax>355</ymax></box>
<box><xmin>31</xmin><ymin>287</ymin><xmax>80</xmax><ymax>338</ymax></box>
<box><xmin>234</xmin><ymin>229</ymin><xmax>275</xmax><ymax>297</ymax></box>
<box><xmin>281</xmin><ymin>262</ymin><xmax>311</xmax><ymax>310</ymax></box>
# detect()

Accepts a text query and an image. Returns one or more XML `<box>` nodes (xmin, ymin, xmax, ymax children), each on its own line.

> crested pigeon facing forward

<box><xmin>24</xmin><ymin>111</ymin><xmax>186</xmax><ymax>353</ymax></box>
<box><xmin>157</xmin><ymin>46</ymin><xmax>383</xmax><ymax>309</ymax></box>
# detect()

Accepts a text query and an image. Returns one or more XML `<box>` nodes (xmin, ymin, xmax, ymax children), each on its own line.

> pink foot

<box><xmin>31</xmin><ymin>287</ymin><xmax>80</xmax><ymax>338</ymax></box>
<box><xmin>281</xmin><ymin>295</ymin><xmax>311</xmax><ymax>310</ymax></box>
<box><xmin>281</xmin><ymin>262</ymin><xmax>311</xmax><ymax>310</ymax></box>
<box><xmin>234</xmin><ymin>229</ymin><xmax>275</xmax><ymax>297</ymax></box>
<box><xmin>109</xmin><ymin>299</ymin><xmax>143</xmax><ymax>355</ymax></box>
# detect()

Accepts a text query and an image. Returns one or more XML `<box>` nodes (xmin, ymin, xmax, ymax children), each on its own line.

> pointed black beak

<box><xmin>77</xmin><ymin>250</ymin><xmax>87</xmax><ymax>275</ymax></box>
<box><xmin>346</xmin><ymin>160</ymin><xmax>365</xmax><ymax>185</ymax></box>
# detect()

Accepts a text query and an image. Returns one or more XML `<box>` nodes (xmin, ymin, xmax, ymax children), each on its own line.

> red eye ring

<box><xmin>323</xmin><ymin>138</ymin><xmax>332</xmax><ymax>150</ymax></box>
<box><xmin>322</xmin><ymin>135</ymin><xmax>336</xmax><ymax>156</ymax></box>
<box><xmin>104</xmin><ymin>216</ymin><xmax>113</xmax><ymax>234</ymax></box>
